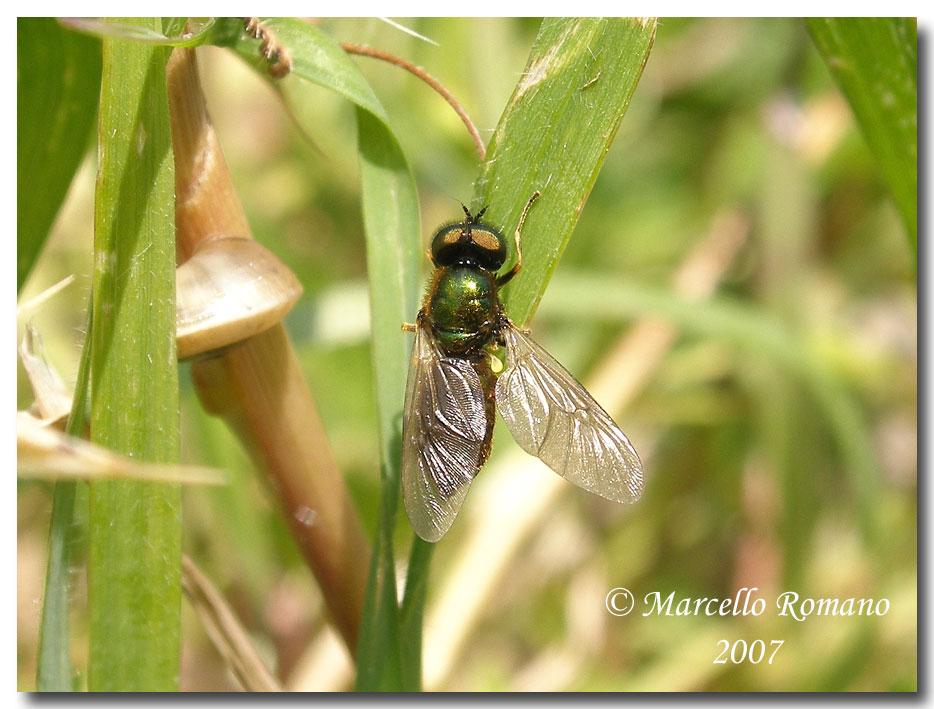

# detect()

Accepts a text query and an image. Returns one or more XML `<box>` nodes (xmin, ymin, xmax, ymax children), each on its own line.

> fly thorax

<box><xmin>425</xmin><ymin>266</ymin><xmax>500</xmax><ymax>356</ymax></box>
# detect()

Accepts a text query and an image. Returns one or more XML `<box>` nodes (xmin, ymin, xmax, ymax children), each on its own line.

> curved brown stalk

<box><xmin>341</xmin><ymin>42</ymin><xmax>486</xmax><ymax>160</ymax></box>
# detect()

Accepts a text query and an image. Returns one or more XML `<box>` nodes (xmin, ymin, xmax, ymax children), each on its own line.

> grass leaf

<box><xmin>354</xmin><ymin>107</ymin><xmax>421</xmax><ymax>690</ymax></box>
<box><xmin>87</xmin><ymin>18</ymin><xmax>181</xmax><ymax>691</ymax></box>
<box><xmin>399</xmin><ymin>538</ymin><xmax>434</xmax><ymax>690</ymax></box>
<box><xmin>808</xmin><ymin>18</ymin><xmax>917</xmax><ymax>254</ymax></box>
<box><xmin>36</xmin><ymin>303</ymin><xmax>93</xmax><ymax>691</ymax></box>
<box><xmin>473</xmin><ymin>18</ymin><xmax>657</xmax><ymax>325</ymax></box>
<box><xmin>17</xmin><ymin>18</ymin><xmax>101</xmax><ymax>292</ymax></box>
<box><xmin>215</xmin><ymin>17</ymin><xmax>393</xmax><ymax>124</ymax></box>
<box><xmin>60</xmin><ymin>17</ymin><xmax>216</xmax><ymax>47</ymax></box>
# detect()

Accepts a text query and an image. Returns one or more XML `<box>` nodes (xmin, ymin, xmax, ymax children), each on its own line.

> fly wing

<box><xmin>495</xmin><ymin>321</ymin><xmax>644</xmax><ymax>503</ymax></box>
<box><xmin>402</xmin><ymin>318</ymin><xmax>488</xmax><ymax>541</ymax></box>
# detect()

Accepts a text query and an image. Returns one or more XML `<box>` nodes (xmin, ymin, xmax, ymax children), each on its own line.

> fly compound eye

<box><xmin>430</xmin><ymin>224</ymin><xmax>468</xmax><ymax>266</ymax></box>
<box><xmin>469</xmin><ymin>226</ymin><xmax>504</xmax><ymax>256</ymax></box>
<box><xmin>468</xmin><ymin>225</ymin><xmax>508</xmax><ymax>270</ymax></box>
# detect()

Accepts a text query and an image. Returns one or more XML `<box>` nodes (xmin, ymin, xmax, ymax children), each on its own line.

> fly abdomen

<box><xmin>471</xmin><ymin>356</ymin><xmax>498</xmax><ymax>470</ymax></box>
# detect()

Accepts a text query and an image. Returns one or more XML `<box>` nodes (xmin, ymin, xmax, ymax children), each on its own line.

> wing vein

<box><xmin>402</xmin><ymin>319</ymin><xmax>488</xmax><ymax>541</ymax></box>
<box><xmin>495</xmin><ymin>321</ymin><xmax>644</xmax><ymax>504</ymax></box>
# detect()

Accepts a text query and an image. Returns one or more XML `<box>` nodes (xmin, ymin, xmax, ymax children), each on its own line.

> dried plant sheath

<box><xmin>167</xmin><ymin>47</ymin><xmax>369</xmax><ymax>652</ymax></box>
<box><xmin>175</xmin><ymin>237</ymin><xmax>303</xmax><ymax>360</ymax></box>
<box><xmin>189</xmin><ymin>327</ymin><xmax>369</xmax><ymax>650</ymax></box>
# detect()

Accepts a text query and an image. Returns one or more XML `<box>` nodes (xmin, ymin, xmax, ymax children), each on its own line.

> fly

<box><xmin>402</xmin><ymin>191</ymin><xmax>644</xmax><ymax>541</ymax></box>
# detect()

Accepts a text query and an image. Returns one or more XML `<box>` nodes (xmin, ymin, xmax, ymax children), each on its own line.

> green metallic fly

<box><xmin>402</xmin><ymin>192</ymin><xmax>644</xmax><ymax>541</ymax></box>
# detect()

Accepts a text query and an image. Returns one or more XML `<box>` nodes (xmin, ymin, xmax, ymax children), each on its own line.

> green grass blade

<box><xmin>17</xmin><ymin>18</ymin><xmax>101</xmax><ymax>292</ymax></box>
<box><xmin>87</xmin><ymin>18</ymin><xmax>181</xmax><ymax>692</ymax></box>
<box><xmin>36</xmin><ymin>305</ymin><xmax>94</xmax><ymax>691</ymax></box>
<box><xmin>808</xmin><ymin>18</ymin><xmax>917</xmax><ymax>254</ymax></box>
<box><xmin>399</xmin><ymin>538</ymin><xmax>434</xmax><ymax>691</ymax></box>
<box><xmin>36</xmin><ymin>481</ymin><xmax>79</xmax><ymax>691</ymax></box>
<box><xmin>354</xmin><ymin>108</ymin><xmax>421</xmax><ymax>691</ymax></box>
<box><xmin>60</xmin><ymin>17</ymin><xmax>216</xmax><ymax>47</ymax></box>
<box><xmin>215</xmin><ymin>17</ymin><xmax>393</xmax><ymax>125</ymax></box>
<box><xmin>473</xmin><ymin>17</ymin><xmax>657</xmax><ymax>326</ymax></box>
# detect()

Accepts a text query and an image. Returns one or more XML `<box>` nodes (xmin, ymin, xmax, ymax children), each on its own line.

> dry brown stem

<box><xmin>181</xmin><ymin>555</ymin><xmax>283</xmax><ymax>691</ymax></box>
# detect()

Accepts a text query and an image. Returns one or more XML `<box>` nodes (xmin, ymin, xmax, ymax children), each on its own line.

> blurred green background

<box><xmin>18</xmin><ymin>18</ymin><xmax>916</xmax><ymax>691</ymax></box>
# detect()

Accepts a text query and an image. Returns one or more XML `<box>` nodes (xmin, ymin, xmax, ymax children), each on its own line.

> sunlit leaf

<box><xmin>808</xmin><ymin>18</ymin><xmax>917</xmax><ymax>253</ymax></box>
<box><xmin>17</xmin><ymin>18</ymin><xmax>101</xmax><ymax>292</ymax></box>
<box><xmin>474</xmin><ymin>17</ymin><xmax>657</xmax><ymax>326</ymax></box>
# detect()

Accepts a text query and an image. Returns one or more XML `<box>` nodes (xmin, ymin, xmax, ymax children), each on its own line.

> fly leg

<box><xmin>496</xmin><ymin>190</ymin><xmax>540</xmax><ymax>287</ymax></box>
<box><xmin>402</xmin><ymin>309</ymin><xmax>428</xmax><ymax>333</ymax></box>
